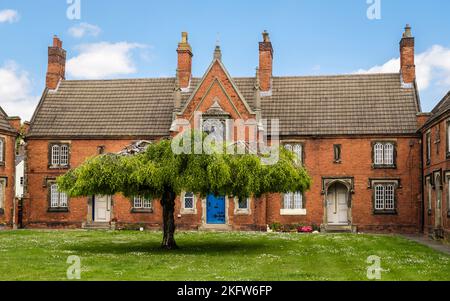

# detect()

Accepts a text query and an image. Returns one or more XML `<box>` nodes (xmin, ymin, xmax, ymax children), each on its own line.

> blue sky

<box><xmin>1</xmin><ymin>0</ymin><xmax>450</xmax><ymax>120</ymax></box>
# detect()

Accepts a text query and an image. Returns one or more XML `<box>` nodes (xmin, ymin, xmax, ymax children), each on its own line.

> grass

<box><xmin>0</xmin><ymin>230</ymin><xmax>449</xmax><ymax>281</ymax></box>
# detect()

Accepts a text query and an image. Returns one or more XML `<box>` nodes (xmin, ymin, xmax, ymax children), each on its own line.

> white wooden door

<box><xmin>94</xmin><ymin>195</ymin><xmax>111</xmax><ymax>222</ymax></box>
<box><xmin>327</xmin><ymin>184</ymin><xmax>348</xmax><ymax>225</ymax></box>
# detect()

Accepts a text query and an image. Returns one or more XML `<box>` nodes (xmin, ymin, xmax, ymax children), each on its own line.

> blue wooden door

<box><xmin>207</xmin><ymin>194</ymin><xmax>226</xmax><ymax>224</ymax></box>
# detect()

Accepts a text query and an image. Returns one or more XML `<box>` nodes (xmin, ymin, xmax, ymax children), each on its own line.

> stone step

<box><xmin>322</xmin><ymin>224</ymin><xmax>354</xmax><ymax>233</ymax></box>
<box><xmin>82</xmin><ymin>222</ymin><xmax>111</xmax><ymax>230</ymax></box>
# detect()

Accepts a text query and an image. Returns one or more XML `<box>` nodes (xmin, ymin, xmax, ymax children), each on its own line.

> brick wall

<box><xmin>0</xmin><ymin>133</ymin><xmax>16</xmax><ymax>227</ymax></box>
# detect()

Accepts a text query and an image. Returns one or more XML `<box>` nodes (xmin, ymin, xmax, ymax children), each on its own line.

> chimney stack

<box><xmin>259</xmin><ymin>31</ymin><xmax>273</xmax><ymax>92</ymax></box>
<box><xmin>400</xmin><ymin>24</ymin><xmax>416</xmax><ymax>85</ymax></box>
<box><xmin>177</xmin><ymin>32</ymin><xmax>193</xmax><ymax>89</ymax></box>
<box><xmin>46</xmin><ymin>36</ymin><xmax>66</xmax><ymax>90</ymax></box>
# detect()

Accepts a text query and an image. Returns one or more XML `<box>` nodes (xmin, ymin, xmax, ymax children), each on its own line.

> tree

<box><xmin>57</xmin><ymin>133</ymin><xmax>311</xmax><ymax>250</ymax></box>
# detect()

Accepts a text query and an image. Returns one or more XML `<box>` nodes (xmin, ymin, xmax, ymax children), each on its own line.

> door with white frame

<box><xmin>94</xmin><ymin>195</ymin><xmax>111</xmax><ymax>222</ymax></box>
<box><xmin>327</xmin><ymin>183</ymin><xmax>349</xmax><ymax>225</ymax></box>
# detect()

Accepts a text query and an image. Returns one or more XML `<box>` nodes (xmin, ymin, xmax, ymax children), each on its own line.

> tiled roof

<box><xmin>0</xmin><ymin>107</ymin><xmax>15</xmax><ymax>134</ymax></box>
<box><xmin>423</xmin><ymin>91</ymin><xmax>450</xmax><ymax>128</ymax></box>
<box><xmin>28</xmin><ymin>73</ymin><xmax>420</xmax><ymax>138</ymax></box>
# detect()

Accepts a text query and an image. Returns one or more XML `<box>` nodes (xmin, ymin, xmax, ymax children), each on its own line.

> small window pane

<box><xmin>0</xmin><ymin>181</ymin><xmax>4</xmax><ymax>209</ymax></box>
<box><xmin>51</xmin><ymin>145</ymin><xmax>60</xmax><ymax>165</ymax></box>
<box><xmin>60</xmin><ymin>145</ymin><xmax>69</xmax><ymax>166</ymax></box>
<box><xmin>384</xmin><ymin>144</ymin><xmax>394</xmax><ymax>165</ymax></box>
<box><xmin>293</xmin><ymin>192</ymin><xmax>303</xmax><ymax>209</ymax></box>
<box><xmin>59</xmin><ymin>192</ymin><xmax>68</xmax><ymax>208</ymax></box>
<box><xmin>0</xmin><ymin>140</ymin><xmax>3</xmax><ymax>162</ymax></box>
<box><xmin>293</xmin><ymin>144</ymin><xmax>302</xmax><ymax>163</ymax></box>
<box><xmin>375</xmin><ymin>185</ymin><xmax>385</xmax><ymax>210</ymax></box>
<box><xmin>283</xmin><ymin>192</ymin><xmax>293</xmax><ymax>209</ymax></box>
<box><xmin>374</xmin><ymin>143</ymin><xmax>384</xmax><ymax>165</ymax></box>
<box><xmin>133</xmin><ymin>196</ymin><xmax>143</xmax><ymax>208</ymax></box>
<box><xmin>385</xmin><ymin>185</ymin><xmax>395</xmax><ymax>210</ymax></box>
<box><xmin>184</xmin><ymin>192</ymin><xmax>194</xmax><ymax>209</ymax></box>
<box><xmin>143</xmin><ymin>199</ymin><xmax>152</xmax><ymax>209</ymax></box>
<box><xmin>50</xmin><ymin>184</ymin><xmax>59</xmax><ymax>208</ymax></box>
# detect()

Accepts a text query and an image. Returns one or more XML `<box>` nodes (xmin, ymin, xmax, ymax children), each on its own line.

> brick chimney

<box><xmin>177</xmin><ymin>32</ymin><xmax>193</xmax><ymax>89</ymax></box>
<box><xmin>259</xmin><ymin>31</ymin><xmax>273</xmax><ymax>92</ymax></box>
<box><xmin>7</xmin><ymin>116</ymin><xmax>21</xmax><ymax>132</ymax></box>
<box><xmin>46</xmin><ymin>36</ymin><xmax>66</xmax><ymax>90</ymax></box>
<box><xmin>400</xmin><ymin>24</ymin><xmax>415</xmax><ymax>85</ymax></box>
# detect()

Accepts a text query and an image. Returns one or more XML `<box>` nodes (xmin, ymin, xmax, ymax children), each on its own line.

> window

<box><xmin>447</xmin><ymin>121</ymin><xmax>450</xmax><ymax>157</ymax></box>
<box><xmin>133</xmin><ymin>196</ymin><xmax>152</xmax><ymax>209</ymax></box>
<box><xmin>281</xmin><ymin>192</ymin><xmax>306</xmax><ymax>215</ymax></box>
<box><xmin>0</xmin><ymin>179</ymin><xmax>5</xmax><ymax>214</ymax></box>
<box><xmin>333</xmin><ymin>144</ymin><xmax>342</xmax><ymax>163</ymax></box>
<box><xmin>235</xmin><ymin>196</ymin><xmax>251</xmax><ymax>215</ymax></box>
<box><xmin>426</xmin><ymin>132</ymin><xmax>431</xmax><ymax>164</ymax></box>
<box><xmin>373</xmin><ymin>142</ymin><xmax>395</xmax><ymax>167</ymax></box>
<box><xmin>20</xmin><ymin>177</ymin><xmax>24</xmax><ymax>186</ymax></box>
<box><xmin>181</xmin><ymin>192</ymin><xmax>196</xmax><ymax>214</ymax></box>
<box><xmin>238</xmin><ymin>197</ymin><xmax>249</xmax><ymax>209</ymax></box>
<box><xmin>373</xmin><ymin>183</ymin><xmax>396</xmax><ymax>213</ymax></box>
<box><xmin>0</xmin><ymin>137</ymin><xmax>4</xmax><ymax>164</ymax></box>
<box><xmin>49</xmin><ymin>183</ymin><xmax>68</xmax><ymax>210</ymax></box>
<box><xmin>427</xmin><ymin>177</ymin><xmax>432</xmax><ymax>214</ymax></box>
<box><xmin>49</xmin><ymin>143</ymin><xmax>70</xmax><ymax>168</ymax></box>
<box><xmin>284</xmin><ymin>143</ymin><xmax>303</xmax><ymax>164</ymax></box>
<box><xmin>283</xmin><ymin>192</ymin><xmax>304</xmax><ymax>209</ymax></box>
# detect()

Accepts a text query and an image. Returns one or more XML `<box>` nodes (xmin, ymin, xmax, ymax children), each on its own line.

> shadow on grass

<box><xmin>65</xmin><ymin>240</ymin><xmax>268</xmax><ymax>255</ymax></box>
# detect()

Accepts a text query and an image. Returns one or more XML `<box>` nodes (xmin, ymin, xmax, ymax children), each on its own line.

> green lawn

<box><xmin>0</xmin><ymin>230</ymin><xmax>449</xmax><ymax>281</ymax></box>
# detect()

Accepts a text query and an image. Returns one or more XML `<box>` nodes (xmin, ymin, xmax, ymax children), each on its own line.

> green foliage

<box><xmin>57</xmin><ymin>134</ymin><xmax>312</xmax><ymax>201</ymax></box>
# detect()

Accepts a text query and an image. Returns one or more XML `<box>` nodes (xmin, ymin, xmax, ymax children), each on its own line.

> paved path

<box><xmin>402</xmin><ymin>234</ymin><xmax>450</xmax><ymax>255</ymax></box>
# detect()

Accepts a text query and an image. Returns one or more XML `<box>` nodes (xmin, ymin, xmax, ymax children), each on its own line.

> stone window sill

<box><xmin>131</xmin><ymin>208</ymin><xmax>153</xmax><ymax>214</ymax></box>
<box><xmin>372</xmin><ymin>164</ymin><xmax>397</xmax><ymax>170</ymax></box>
<box><xmin>48</xmin><ymin>165</ymin><xmax>70</xmax><ymax>170</ymax></box>
<box><xmin>48</xmin><ymin>208</ymin><xmax>69</xmax><ymax>213</ymax></box>
<box><xmin>373</xmin><ymin>210</ymin><xmax>398</xmax><ymax>215</ymax></box>
<box><xmin>234</xmin><ymin>209</ymin><xmax>251</xmax><ymax>216</ymax></box>
<box><xmin>280</xmin><ymin>209</ymin><xmax>307</xmax><ymax>216</ymax></box>
<box><xmin>180</xmin><ymin>209</ymin><xmax>197</xmax><ymax>215</ymax></box>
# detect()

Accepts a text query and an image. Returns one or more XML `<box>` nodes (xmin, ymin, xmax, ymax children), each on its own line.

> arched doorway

<box><xmin>326</xmin><ymin>182</ymin><xmax>350</xmax><ymax>225</ymax></box>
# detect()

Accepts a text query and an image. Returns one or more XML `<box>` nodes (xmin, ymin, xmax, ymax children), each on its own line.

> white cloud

<box><xmin>0</xmin><ymin>61</ymin><xmax>39</xmax><ymax>121</ymax></box>
<box><xmin>66</xmin><ymin>42</ymin><xmax>146</xmax><ymax>79</ymax></box>
<box><xmin>356</xmin><ymin>45</ymin><xmax>450</xmax><ymax>91</ymax></box>
<box><xmin>68</xmin><ymin>22</ymin><xmax>101</xmax><ymax>38</ymax></box>
<box><xmin>0</xmin><ymin>9</ymin><xmax>19</xmax><ymax>23</ymax></box>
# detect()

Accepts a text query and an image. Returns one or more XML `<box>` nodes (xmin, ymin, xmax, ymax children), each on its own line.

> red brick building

<box><xmin>24</xmin><ymin>26</ymin><xmax>425</xmax><ymax>233</ymax></box>
<box><xmin>421</xmin><ymin>91</ymin><xmax>450</xmax><ymax>240</ymax></box>
<box><xmin>0</xmin><ymin>108</ymin><xmax>19</xmax><ymax>228</ymax></box>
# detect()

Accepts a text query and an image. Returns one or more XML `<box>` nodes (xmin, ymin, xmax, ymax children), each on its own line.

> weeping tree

<box><xmin>57</xmin><ymin>132</ymin><xmax>311</xmax><ymax>250</ymax></box>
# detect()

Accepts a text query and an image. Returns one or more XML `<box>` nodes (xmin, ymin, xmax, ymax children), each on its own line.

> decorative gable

<box><xmin>178</xmin><ymin>56</ymin><xmax>256</xmax><ymax>125</ymax></box>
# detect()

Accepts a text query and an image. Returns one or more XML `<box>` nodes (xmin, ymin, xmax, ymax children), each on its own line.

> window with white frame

<box><xmin>427</xmin><ymin>177</ymin><xmax>432</xmax><ymax>213</ymax></box>
<box><xmin>374</xmin><ymin>183</ymin><xmax>396</xmax><ymax>212</ymax></box>
<box><xmin>235</xmin><ymin>196</ymin><xmax>250</xmax><ymax>215</ymax></box>
<box><xmin>50</xmin><ymin>143</ymin><xmax>70</xmax><ymax>167</ymax></box>
<box><xmin>284</xmin><ymin>143</ymin><xmax>303</xmax><ymax>164</ymax></box>
<box><xmin>49</xmin><ymin>183</ymin><xmax>68</xmax><ymax>209</ymax></box>
<box><xmin>182</xmin><ymin>192</ymin><xmax>195</xmax><ymax>211</ymax></box>
<box><xmin>133</xmin><ymin>196</ymin><xmax>152</xmax><ymax>210</ymax></box>
<box><xmin>373</xmin><ymin>142</ymin><xmax>395</xmax><ymax>167</ymax></box>
<box><xmin>283</xmin><ymin>192</ymin><xmax>304</xmax><ymax>210</ymax></box>
<box><xmin>0</xmin><ymin>138</ymin><xmax>4</xmax><ymax>163</ymax></box>
<box><xmin>0</xmin><ymin>179</ymin><xmax>5</xmax><ymax>211</ymax></box>
<box><xmin>238</xmin><ymin>197</ymin><xmax>249</xmax><ymax>209</ymax></box>
<box><xmin>447</xmin><ymin>121</ymin><xmax>450</xmax><ymax>155</ymax></box>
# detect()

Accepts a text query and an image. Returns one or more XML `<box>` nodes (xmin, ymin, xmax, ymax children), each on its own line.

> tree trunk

<box><xmin>161</xmin><ymin>189</ymin><xmax>178</xmax><ymax>250</ymax></box>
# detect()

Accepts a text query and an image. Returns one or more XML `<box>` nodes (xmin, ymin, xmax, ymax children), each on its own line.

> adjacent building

<box><xmin>0</xmin><ymin>109</ymin><xmax>19</xmax><ymax>228</ymax></box>
<box><xmin>421</xmin><ymin>91</ymin><xmax>450</xmax><ymax>240</ymax></box>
